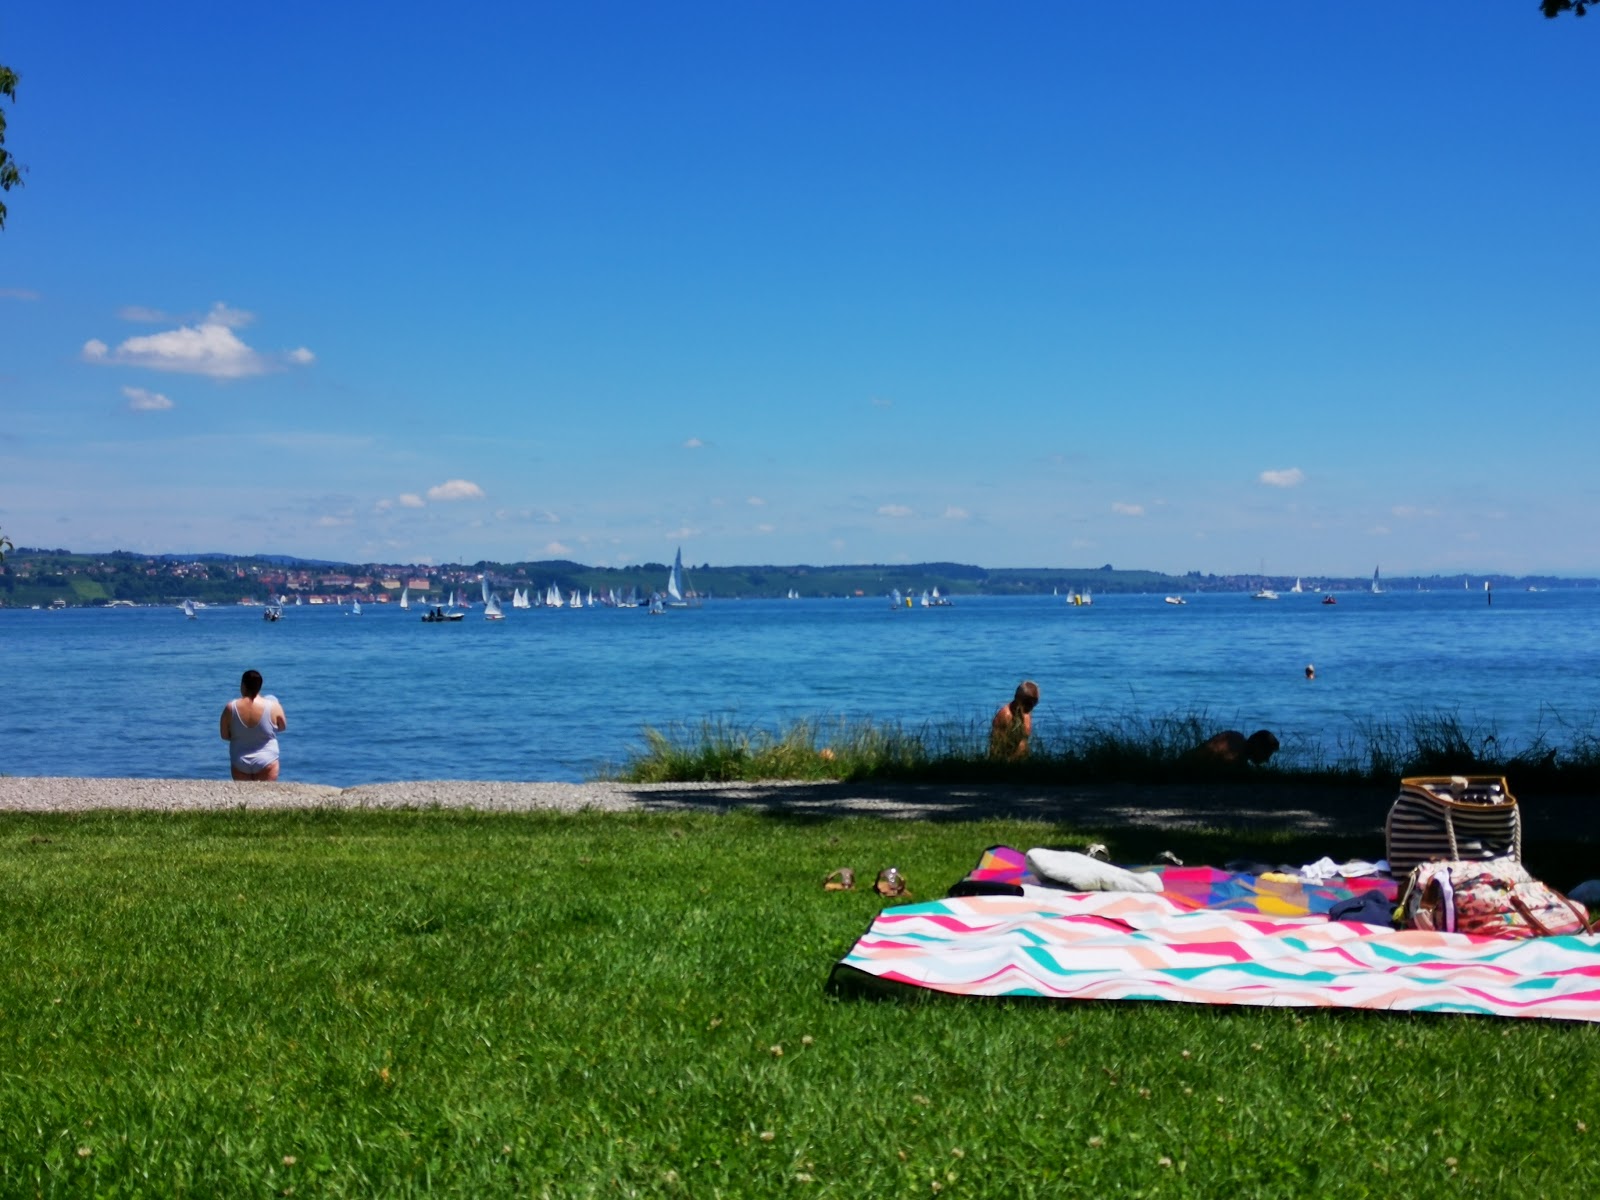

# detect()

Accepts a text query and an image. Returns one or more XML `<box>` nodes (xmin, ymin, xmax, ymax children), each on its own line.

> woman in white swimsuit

<box><xmin>220</xmin><ymin>668</ymin><xmax>288</xmax><ymax>780</ymax></box>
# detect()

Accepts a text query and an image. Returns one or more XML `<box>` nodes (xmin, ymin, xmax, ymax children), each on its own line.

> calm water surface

<box><xmin>3</xmin><ymin>590</ymin><xmax>1598</xmax><ymax>786</ymax></box>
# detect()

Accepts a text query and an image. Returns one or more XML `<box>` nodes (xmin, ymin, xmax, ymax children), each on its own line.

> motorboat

<box><xmin>1252</xmin><ymin>589</ymin><xmax>1279</xmax><ymax>600</ymax></box>
<box><xmin>1164</xmin><ymin>596</ymin><xmax>1186</xmax><ymax>605</ymax></box>
<box><xmin>1322</xmin><ymin>595</ymin><xmax>1337</xmax><ymax>605</ymax></box>
<box><xmin>421</xmin><ymin>606</ymin><xmax>464</xmax><ymax>623</ymax></box>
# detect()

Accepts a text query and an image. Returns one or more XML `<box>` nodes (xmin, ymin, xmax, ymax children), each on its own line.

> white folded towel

<box><xmin>1025</xmin><ymin>848</ymin><xmax>1164</xmax><ymax>893</ymax></box>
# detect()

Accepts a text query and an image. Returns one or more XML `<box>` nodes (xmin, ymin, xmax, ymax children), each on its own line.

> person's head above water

<box><xmin>1012</xmin><ymin>680</ymin><xmax>1040</xmax><ymax>712</ymax></box>
<box><xmin>240</xmin><ymin>669</ymin><xmax>264</xmax><ymax>698</ymax></box>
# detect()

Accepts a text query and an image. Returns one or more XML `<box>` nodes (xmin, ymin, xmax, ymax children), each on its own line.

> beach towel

<box><xmin>828</xmin><ymin>890</ymin><xmax>1600</xmax><ymax>1022</ymax></box>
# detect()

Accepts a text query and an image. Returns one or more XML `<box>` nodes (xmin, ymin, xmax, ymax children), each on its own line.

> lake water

<box><xmin>3</xmin><ymin>589</ymin><xmax>1598</xmax><ymax>786</ymax></box>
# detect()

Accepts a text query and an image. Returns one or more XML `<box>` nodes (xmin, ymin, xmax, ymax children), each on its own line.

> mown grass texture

<box><xmin>613</xmin><ymin>708</ymin><xmax>1600</xmax><ymax>795</ymax></box>
<box><xmin>3</xmin><ymin>808</ymin><xmax>1600</xmax><ymax>1197</ymax></box>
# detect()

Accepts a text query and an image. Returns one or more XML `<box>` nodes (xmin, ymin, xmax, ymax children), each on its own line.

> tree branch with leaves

<box><xmin>0</xmin><ymin>64</ymin><xmax>23</xmax><ymax>230</ymax></box>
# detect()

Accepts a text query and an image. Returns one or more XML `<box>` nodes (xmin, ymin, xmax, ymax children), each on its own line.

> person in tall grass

<box><xmin>220</xmin><ymin>668</ymin><xmax>288</xmax><ymax>781</ymax></box>
<box><xmin>990</xmin><ymin>680</ymin><xmax>1040</xmax><ymax>759</ymax></box>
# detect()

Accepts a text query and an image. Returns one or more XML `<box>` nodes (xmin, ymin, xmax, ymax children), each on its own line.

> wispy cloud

<box><xmin>666</xmin><ymin>526</ymin><xmax>700</xmax><ymax>540</ymax></box>
<box><xmin>747</xmin><ymin>496</ymin><xmax>766</xmax><ymax>506</ymax></box>
<box><xmin>545</xmin><ymin>541</ymin><xmax>572</xmax><ymax>556</ymax></box>
<box><xmin>83</xmin><ymin>302</ymin><xmax>313</xmax><ymax>379</ymax></box>
<box><xmin>0</xmin><ymin>288</ymin><xmax>40</xmax><ymax>301</ymax></box>
<box><xmin>942</xmin><ymin>506</ymin><xmax>969</xmax><ymax>520</ymax></box>
<box><xmin>683</xmin><ymin>437</ymin><xmax>705</xmax><ymax>449</ymax></box>
<box><xmin>870</xmin><ymin>396</ymin><xmax>893</xmax><ymax>408</ymax></box>
<box><xmin>122</xmin><ymin>386</ymin><xmax>174</xmax><ymax>412</ymax></box>
<box><xmin>426</xmin><ymin>479</ymin><xmax>485</xmax><ymax>502</ymax></box>
<box><xmin>877</xmin><ymin>504</ymin><xmax>913</xmax><ymax>518</ymax></box>
<box><xmin>398</xmin><ymin>493</ymin><xmax>426</xmax><ymax>508</ymax></box>
<box><xmin>756</xmin><ymin>523</ymin><xmax>775</xmax><ymax>534</ymax></box>
<box><xmin>1259</xmin><ymin>468</ymin><xmax>1305</xmax><ymax>488</ymax></box>
<box><xmin>1112</xmin><ymin>501</ymin><xmax>1145</xmax><ymax>517</ymax></box>
<box><xmin>1391</xmin><ymin>505</ymin><xmax>1439</xmax><ymax>519</ymax></box>
<box><xmin>118</xmin><ymin>305</ymin><xmax>172</xmax><ymax>323</ymax></box>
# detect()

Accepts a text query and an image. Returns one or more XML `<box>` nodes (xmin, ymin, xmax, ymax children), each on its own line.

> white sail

<box><xmin>666</xmin><ymin>548</ymin><xmax>687</xmax><ymax>605</ymax></box>
<box><xmin>485</xmin><ymin>592</ymin><xmax>504</xmax><ymax>620</ymax></box>
<box><xmin>570</xmin><ymin>588</ymin><xmax>583</xmax><ymax>609</ymax></box>
<box><xmin>351</xmin><ymin>598</ymin><xmax>362</xmax><ymax>616</ymax></box>
<box><xmin>482</xmin><ymin>575</ymin><xmax>490</xmax><ymax>605</ymax></box>
<box><xmin>547</xmin><ymin>583</ymin><xmax>564</xmax><ymax>608</ymax></box>
<box><xmin>182</xmin><ymin>599</ymin><xmax>196</xmax><ymax>619</ymax></box>
<box><xmin>1372</xmin><ymin>566</ymin><xmax>1383</xmax><ymax>595</ymax></box>
<box><xmin>1291</xmin><ymin>578</ymin><xmax>1303</xmax><ymax>594</ymax></box>
<box><xmin>400</xmin><ymin>586</ymin><xmax>410</xmax><ymax>610</ymax></box>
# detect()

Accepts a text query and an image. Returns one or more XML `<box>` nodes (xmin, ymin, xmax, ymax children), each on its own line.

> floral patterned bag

<box><xmin>1400</xmin><ymin>857</ymin><xmax>1589</xmax><ymax>939</ymax></box>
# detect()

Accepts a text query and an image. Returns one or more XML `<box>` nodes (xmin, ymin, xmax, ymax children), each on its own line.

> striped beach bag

<box><xmin>1386</xmin><ymin>776</ymin><xmax>1520</xmax><ymax>878</ymax></box>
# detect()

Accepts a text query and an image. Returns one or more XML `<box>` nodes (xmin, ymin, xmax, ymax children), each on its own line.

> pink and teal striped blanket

<box><xmin>831</xmin><ymin>889</ymin><xmax>1600</xmax><ymax>1023</ymax></box>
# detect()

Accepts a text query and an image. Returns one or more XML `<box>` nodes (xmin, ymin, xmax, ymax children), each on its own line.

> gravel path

<box><xmin>0</xmin><ymin>775</ymin><xmax>1411</xmax><ymax>835</ymax></box>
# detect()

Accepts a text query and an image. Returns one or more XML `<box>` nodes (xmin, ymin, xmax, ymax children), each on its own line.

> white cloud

<box><xmin>82</xmin><ymin>302</ymin><xmax>310</xmax><ymax>379</ymax></box>
<box><xmin>426</xmin><ymin>479</ymin><xmax>485</xmax><ymax>502</ymax></box>
<box><xmin>666</xmin><ymin>526</ymin><xmax>700</xmax><ymax>540</ymax></box>
<box><xmin>870</xmin><ymin>396</ymin><xmax>893</xmax><ymax>408</ymax></box>
<box><xmin>545</xmin><ymin>541</ymin><xmax>572</xmax><ymax>556</ymax></box>
<box><xmin>747</xmin><ymin>496</ymin><xmax>766</xmax><ymax>507</ymax></box>
<box><xmin>122</xmin><ymin>385</ymin><xmax>174</xmax><ymax>412</ymax></box>
<box><xmin>1</xmin><ymin>288</ymin><xmax>41</xmax><ymax>301</ymax></box>
<box><xmin>1370</xmin><ymin>525</ymin><xmax>1392</xmax><ymax>536</ymax></box>
<box><xmin>756</xmin><ymin>523</ymin><xmax>775</xmax><ymax>534</ymax></box>
<box><xmin>316</xmin><ymin>514</ymin><xmax>353</xmax><ymax>528</ymax></box>
<box><xmin>683</xmin><ymin>437</ymin><xmax>705</xmax><ymax>449</ymax></box>
<box><xmin>205</xmin><ymin>302</ymin><xmax>255</xmax><ymax>329</ymax></box>
<box><xmin>1391</xmin><ymin>505</ymin><xmax>1439</xmax><ymax>519</ymax></box>
<box><xmin>374</xmin><ymin>499</ymin><xmax>393</xmax><ymax>512</ymax></box>
<box><xmin>398</xmin><ymin>493</ymin><xmax>426</xmax><ymax>508</ymax></box>
<box><xmin>877</xmin><ymin>504</ymin><xmax>913</xmax><ymax>518</ymax></box>
<box><xmin>942</xmin><ymin>506</ymin><xmax>970</xmax><ymax>520</ymax></box>
<box><xmin>1259</xmin><ymin>468</ymin><xmax>1305</xmax><ymax>488</ymax></box>
<box><xmin>1112</xmin><ymin>502</ymin><xmax>1145</xmax><ymax>517</ymax></box>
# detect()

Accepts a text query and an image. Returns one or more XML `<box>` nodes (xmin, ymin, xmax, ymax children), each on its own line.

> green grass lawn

<box><xmin>4</xmin><ymin>808</ymin><xmax>1600</xmax><ymax>1198</ymax></box>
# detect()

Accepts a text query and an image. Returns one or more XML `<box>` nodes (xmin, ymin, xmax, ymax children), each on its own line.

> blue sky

<box><xmin>2</xmin><ymin>3</ymin><xmax>1595</xmax><ymax>574</ymax></box>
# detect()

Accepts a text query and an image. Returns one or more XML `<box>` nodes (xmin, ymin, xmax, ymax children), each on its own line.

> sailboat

<box><xmin>546</xmin><ymin>582</ymin><xmax>564</xmax><ymax>608</ymax></box>
<box><xmin>569</xmin><ymin>589</ymin><xmax>583</xmax><ymax>609</ymax></box>
<box><xmin>665</xmin><ymin>547</ymin><xmax>690</xmax><ymax>608</ymax></box>
<box><xmin>1371</xmin><ymin>566</ymin><xmax>1383</xmax><ymax>595</ymax></box>
<box><xmin>787</xmin><ymin>587</ymin><xmax>800</xmax><ymax>600</ymax></box>
<box><xmin>182</xmin><ymin>599</ymin><xmax>197</xmax><ymax>620</ymax></box>
<box><xmin>1290</xmin><ymin>578</ymin><xmax>1303</xmax><ymax>594</ymax></box>
<box><xmin>350</xmin><ymin>598</ymin><xmax>362</xmax><ymax>616</ymax></box>
<box><xmin>484</xmin><ymin>591</ymin><xmax>505</xmax><ymax>620</ymax></box>
<box><xmin>399</xmin><ymin>586</ymin><xmax>410</xmax><ymax>611</ymax></box>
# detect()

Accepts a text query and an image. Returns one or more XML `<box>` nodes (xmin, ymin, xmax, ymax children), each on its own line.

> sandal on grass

<box><xmin>874</xmin><ymin>867</ymin><xmax>910</xmax><ymax>898</ymax></box>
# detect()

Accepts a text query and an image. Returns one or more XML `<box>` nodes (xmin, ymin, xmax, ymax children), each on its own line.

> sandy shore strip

<box><xmin>0</xmin><ymin>775</ymin><xmax>1429</xmax><ymax>835</ymax></box>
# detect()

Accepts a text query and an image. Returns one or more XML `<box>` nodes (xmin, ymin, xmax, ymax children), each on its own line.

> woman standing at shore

<box><xmin>220</xmin><ymin>669</ymin><xmax>287</xmax><ymax>780</ymax></box>
<box><xmin>989</xmin><ymin>680</ymin><xmax>1040</xmax><ymax>759</ymax></box>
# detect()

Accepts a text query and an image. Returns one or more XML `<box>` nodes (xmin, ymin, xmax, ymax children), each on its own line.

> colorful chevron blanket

<box><xmin>830</xmin><ymin>890</ymin><xmax>1600</xmax><ymax>1022</ymax></box>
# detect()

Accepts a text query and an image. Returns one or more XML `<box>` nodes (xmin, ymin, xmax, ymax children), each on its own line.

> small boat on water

<box><xmin>1322</xmin><ymin>595</ymin><xmax>1338</xmax><ymax>605</ymax></box>
<box><xmin>484</xmin><ymin>591</ymin><xmax>505</xmax><ymax>620</ymax></box>
<box><xmin>263</xmin><ymin>604</ymin><xmax>283</xmax><ymax>622</ymax></box>
<box><xmin>182</xmin><ymin>599</ymin><xmax>197</xmax><ymax>620</ymax></box>
<box><xmin>1164</xmin><ymin>596</ymin><xmax>1186</xmax><ymax>605</ymax></box>
<box><xmin>421</xmin><ymin>605</ymin><xmax>464</xmax><ymax>623</ymax></box>
<box><xmin>1252</xmin><ymin>589</ymin><xmax>1279</xmax><ymax>600</ymax></box>
<box><xmin>399</xmin><ymin>586</ymin><xmax>410</xmax><ymax>611</ymax></box>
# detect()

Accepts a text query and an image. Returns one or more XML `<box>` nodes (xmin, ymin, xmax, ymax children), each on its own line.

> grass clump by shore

<box><xmin>612</xmin><ymin>708</ymin><xmax>1600</xmax><ymax>795</ymax></box>
<box><xmin>4</xmin><ymin>808</ymin><xmax>1599</xmax><ymax>1197</ymax></box>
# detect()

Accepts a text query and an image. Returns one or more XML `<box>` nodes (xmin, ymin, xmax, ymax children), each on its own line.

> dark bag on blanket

<box><xmin>1385</xmin><ymin>775</ymin><xmax>1520</xmax><ymax>878</ymax></box>
<box><xmin>1399</xmin><ymin>857</ymin><xmax>1588</xmax><ymax>939</ymax></box>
